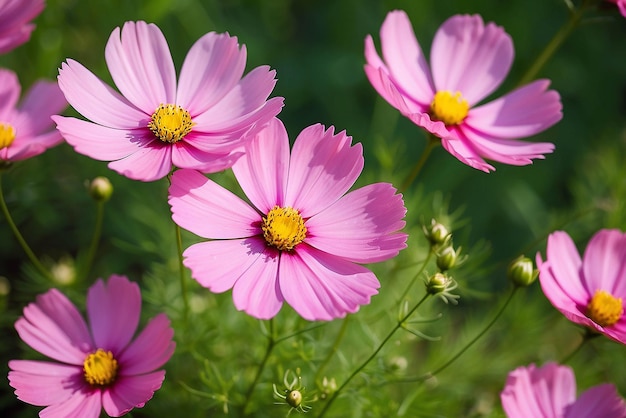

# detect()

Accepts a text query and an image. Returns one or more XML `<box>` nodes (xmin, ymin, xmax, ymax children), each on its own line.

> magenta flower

<box><xmin>606</xmin><ymin>0</ymin><xmax>626</xmax><ymax>17</ymax></box>
<box><xmin>365</xmin><ymin>11</ymin><xmax>562</xmax><ymax>172</ymax></box>
<box><xmin>501</xmin><ymin>363</ymin><xmax>626</xmax><ymax>418</ymax></box>
<box><xmin>169</xmin><ymin>118</ymin><xmax>407</xmax><ymax>321</ymax></box>
<box><xmin>0</xmin><ymin>68</ymin><xmax>66</xmax><ymax>163</ymax></box>
<box><xmin>536</xmin><ymin>229</ymin><xmax>626</xmax><ymax>345</ymax></box>
<box><xmin>53</xmin><ymin>21</ymin><xmax>284</xmax><ymax>182</ymax></box>
<box><xmin>0</xmin><ymin>0</ymin><xmax>44</xmax><ymax>54</ymax></box>
<box><xmin>8</xmin><ymin>275</ymin><xmax>175</xmax><ymax>417</ymax></box>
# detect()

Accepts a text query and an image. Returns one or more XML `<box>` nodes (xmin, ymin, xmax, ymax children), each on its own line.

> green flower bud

<box><xmin>425</xmin><ymin>272</ymin><xmax>460</xmax><ymax>304</ymax></box>
<box><xmin>508</xmin><ymin>255</ymin><xmax>538</xmax><ymax>287</ymax></box>
<box><xmin>423</xmin><ymin>219</ymin><xmax>450</xmax><ymax>246</ymax></box>
<box><xmin>89</xmin><ymin>176</ymin><xmax>113</xmax><ymax>202</ymax></box>
<box><xmin>436</xmin><ymin>245</ymin><xmax>460</xmax><ymax>271</ymax></box>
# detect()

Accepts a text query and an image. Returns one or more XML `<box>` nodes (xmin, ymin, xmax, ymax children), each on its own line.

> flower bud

<box><xmin>425</xmin><ymin>272</ymin><xmax>460</xmax><ymax>304</ymax></box>
<box><xmin>508</xmin><ymin>255</ymin><xmax>538</xmax><ymax>287</ymax></box>
<box><xmin>436</xmin><ymin>245</ymin><xmax>460</xmax><ymax>271</ymax></box>
<box><xmin>89</xmin><ymin>176</ymin><xmax>113</xmax><ymax>202</ymax></box>
<box><xmin>423</xmin><ymin>219</ymin><xmax>450</xmax><ymax>246</ymax></box>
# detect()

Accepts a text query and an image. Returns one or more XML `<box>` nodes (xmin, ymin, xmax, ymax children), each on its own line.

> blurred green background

<box><xmin>1</xmin><ymin>0</ymin><xmax>625</xmax><ymax>417</ymax></box>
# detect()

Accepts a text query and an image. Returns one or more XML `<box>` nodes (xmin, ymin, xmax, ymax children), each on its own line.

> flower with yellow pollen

<box><xmin>0</xmin><ymin>123</ymin><xmax>16</xmax><ymax>150</ymax></box>
<box><xmin>262</xmin><ymin>206</ymin><xmax>307</xmax><ymax>251</ymax></box>
<box><xmin>537</xmin><ymin>229</ymin><xmax>626</xmax><ymax>346</ymax></box>
<box><xmin>430</xmin><ymin>91</ymin><xmax>469</xmax><ymax>126</ymax></box>
<box><xmin>83</xmin><ymin>349</ymin><xmax>119</xmax><ymax>386</ymax></box>
<box><xmin>148</xmin><ymin>104</ymin><xmax>195</xmax><ymax>144</ymax></box>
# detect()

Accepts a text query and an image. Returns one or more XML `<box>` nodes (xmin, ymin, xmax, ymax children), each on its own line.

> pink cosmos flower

<box><xmin>8</xmin><ymin>275</ymin><xmax>175</xmax><ymax>417</ymax></box>
<box><xmin>0</xmin><ymin>68</ymin><xmax>66</xmax><ymax>163</ymax></box>
<box><xmin>0</xmin><ymin>0</ymin><xmax>44</xmax><ymax>54</ymax></box>
<box><xmin>536</xmin><ymin>229</ymin><xmax>626</xmax><ymax>345</ymax></box>
<box><xmin>53</xmin><ymin>21</ymin><xmax>284</xmax><ymax>182</ymax></box>
<box><xmin>168</xmin><ymin>118</ymin><xmax>408</xmax><ymax>321</ymax></box>
<box><xmin>365</xmin><ymin>11</ymin><xmax>562</xmax><ymax>172</ymax></box>
<box><xmin>501</xmin><ymin>363</ymin><xmax>626</xmax><ymax>418</ymax></box>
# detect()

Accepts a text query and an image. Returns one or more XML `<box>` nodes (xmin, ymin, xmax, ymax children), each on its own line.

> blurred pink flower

<box><xmin>606</xmin><ymin>0</ymin><xmax>626</xmax><ymax>17</ymax></box>
<box><xmin>169</xmin><ymin>118</ymin><xmax>407</xmax><ymax>321</ymax></box>
<box><xmin>8</xmin><ymin>275</ymin><xmax>175</xmax><ymax>418</ymax></box>
<box><xmin>536</xmin><ymin>229</ymin><xmax>626</xmax><ymax>344</ymax></box>
<box><xmin>0</xmin><ymin>68</ymin><xmax>66</xmax><ymax>163</ymax></box>
<box><xmin>365</xmin><ymin>11</ymin><xmax>562</xmax><ymax>172</ymax></box>
<box><xmin>0</xmin><ymin>0</ymin><xmax>44</xmax><ymax>54</ymax></box>
<box><xmin>501</xmin><ymin>363</ymin><xmax>626</xmax><ymax>418</ymax></box>
<box><xmin>53</xmin><ymin>21</ymin><xmax>284</xmax><ymax>182</ymax></box>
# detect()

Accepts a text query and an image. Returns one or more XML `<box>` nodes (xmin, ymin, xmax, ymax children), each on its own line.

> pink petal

<box><xmin>107</xmin><ymin>141</ymin><xmax>172</xmax><ymax>181</ymax></box>
<box><xmin>171</xmin><ymin>140</ymin><xmax>244</xmax><ymax>173</ymax></box>
<box><xmin>102</xmin><ymin>371</ymin><xmax>166</xmax><ymax>417</ymax></box>
<box><xmin>118</xmin><ymin>313</ymin><xmax>175</xmax><ymax>375</ymax></box>
<box><xmin>183</xmin><ymin>238</ymin><xmax>269</xmax><ymax>294</ymax></box>
<box><xmin>40</xmin><ymin>390</ymin><xmax>102</xmax><ymax>418</ymax></box>
<box><xmin>285</xmin><ymin>124</ymin><xmax>364</xmax><ymax>217</ymax></box>
<box><xmin>582</xmin><ymin>229</ymin><xmax>626</xmax><ymax>296</ymax></box>
<box><xmin>57</xmin><ymin>60</ymin><xmax>147</xmax><ymax>129</ymax></box>
<box><xmin>279</xmin><ymin>245</ymin><xmax>380</xmax><ymax>321</ymax></box>
<box><xmin>169</xmin><ymin>168</ymin><xmax>260</xmax><ymax>239</ymax></box>
<box><xmin>8</xmin><ymin>360</ymin><xmax>84</xmax><ymax>406</ymax></box>
<box><xmin>376</xmin><ymin>10</ymin><xmax>435</xmax><ymax>105</ymax></box>
<box><xmin>177</xmin><ymin>32</ymin><xmax>246</xmax><ymax>115</ymax></box>
<box><xmin>53</xmin><ymin>116</ymin><xmax>153</xmax><ymax>160</ymax></box>
<box><xmin>440</xmin><ymin>130</ymin><xmax>495</xmax><ymax>172</ymax></box>
<box><xmin>14</xmin><ymin>80</ymin><xmax>67</xmax><ymax>136</ymax></box>
<box><xmin>104</xmin><ymin>21</ymin><xmax>176</xmax><ymax>113</ymax></box>
<box><xmin>232</xmin><ymin>117</ymin><xmax>289</xmax><ymax>213</ymax></box>
<box><xmin>0</xmin><ymin>0</ymin><xmax>43</xmax><ymax>54</ymax></box>
<box><xmin>87</xmin><ymin>275</ymin><xmax>141</xmax><ymax>354</ymax></box>
<box><xmin>15</xmin><ymin>289</ymin><xmax>93</xmax><ymax>364</ymax></box>
<box><xmin>306</xmin><ymin>183</ymin><xmax>407</xmax><ymax>263</ymax></box>
<box><xmin>5</xmin><ymin>130</ymin><xmax>63</xmax><ymax>162</ymax></box>
<box><xmin>466</xmin><ymin>80</ymin><xmax>562</xmax><ymax>138</ymax></box>
<box><xmin>0</xmin><ymin>69</ymin><xmax>20</xmax><ymax>119</ymax></box>
<box><xmin>430</xmin><ymin>14</ymin><xmax>513</xmax><ymax>104</ymax></box>
<box><xmin>567</xmin><ymin>384</ymin><xmax>626</xmax><ymax>418</ymax></box>
<box><xmin>231</xmin><ymin>245</ymin><xmax>283</xmax><ymax>319</ymax></box>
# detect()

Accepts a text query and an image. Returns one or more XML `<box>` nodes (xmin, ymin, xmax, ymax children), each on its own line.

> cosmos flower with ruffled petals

<box><xmin>365</xmin><ymin>11</ymin><xmax>562</xmax><ymax>172</ymax></box>
<box><xmin>0</xmin><ymin>0</ymin><xmax>44</xmax><ymax>54</ymax></box>
<box><xmin>536</xmin><ymin>229</ymin><xmax>626</xmax><ymax>345</ymax></box>
<box><xmin>501</xmin><ymin>363</ymin><xmax>626</xmax><ymax>418</ymax></box>
<box><xmin>0</xmin><ymin>68</ymin><xmax>66</xmax><ymax>163</ymax></box>
<box><xmin>8</xmin><ymin>275</ymin><xmax>175</xmax><ymax>418</ymax></box>
<box><xmin>53</xmin><ymin>20</ymin><xmax>284</xmax><ymax>181</ymax></box>
<box><xmin>169</xmin><ymin>118</ymin><xmax>407</xmax><ymax>321</ymax></box>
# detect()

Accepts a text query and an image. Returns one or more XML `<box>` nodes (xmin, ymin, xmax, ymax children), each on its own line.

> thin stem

<box><xmin>314</xmin><ymin>316</ymin><xmax>351</xmax><ymax>384</ymax></box>
<box><xmin>243</xmin><ymin>318</ymin><xmax>275</xmax><ymax>415</ymax></box>
<box><xmin>79</xmin><ymin>200</ymin><xmax>105</xmax><ymax>281</ymax></box>
<box><xmin>174</xmin><ymin>222</ymin><xmax>189</xmax><ymax>322</ymax></box>
<box><xmin>400</xmin><ymin>137</ymin><xmax>438</xmax><ymax>193</ymax></box>
<box><xmin>397</xmin><ymin>250</ymin><xmax>433</xmax><ymax>304</ymax></box>
<box><xmin>317</xmin><ymin>294</ymin><xmax>430</xmax><ymax>418</ymax></box>
<box><xmin>559</xmin><ymin>328</ymin><xmax>598</xmax><ymax>364</ymax></box>
<box><xmin>0</xmin><ymin>173</ymin><xmax>52</xmax><ymax>281</ymax></box>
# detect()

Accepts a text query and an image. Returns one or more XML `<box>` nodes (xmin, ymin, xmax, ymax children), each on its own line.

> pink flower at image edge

<box><xmin>0</xmin><ymin>0</ymin><xmax>45</xmax><ymax>54</ymax></box>
<box><xmin>365</xmin><ymin>10</ymin><xmax>562</xmax><ymax>172</ymax></box>
<box><xmin>169</xmin><ymin>118</ymin><xmax>408</xmax><ymax>321</ymax></box>
<box><xmin>54</xmin><ymin>20</ymin><xmax>284</xmax><ymax>181</ymax></box>
<box><xmin>8</xmin><ymin>275</ymin><xmax>175</xmax><ymax>418</ymax></box>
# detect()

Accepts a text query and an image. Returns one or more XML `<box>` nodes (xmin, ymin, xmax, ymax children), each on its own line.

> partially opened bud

<box><xmin>508</xmin><ymin>255</ymin><xmax>538</xmax><ymax>287</ymax></box>
<box><xmin>423</xmin><ymin>219</ymin><xmax>450</xmax><ymax>246</ymax></box>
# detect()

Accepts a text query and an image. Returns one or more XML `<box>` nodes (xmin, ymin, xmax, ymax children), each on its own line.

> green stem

<box><xmin>243</xmin><ymin>318</ymin><xmax>275</xmax><ymax>415</ymax></box>
<box><xmin>559</xmin><ymin>328</ymin><xmax>598</xmax><ymax>364</ymax></box>
<box><xmin>314</xmin><ymin>316</ymin><xmax>351</xmax><ymax>385</ymax></box>
<box><xmin>397</xmin><ymin>250</ymin><xmax>433</xmax><ymax>304</ymax></box>
<box><xmin>0</xmin><ymin>173</ymin><xmax>52</xmax><ymax>281</ymax></box>
<box><xmin>399</xmin><ymin>137</ymin><xmax>438</xmax><ymax>193</ymax></box>
<box><xmin>174</xmin><ymin>222</ymin><xmax>189</xmax><ymax>322</ymax></box>
<box><xmin>80</xmin><ymin>200</ymin><xmax>105</xmax><ymax>281</ymax></box>
<box><xmin>317</xmin><ymin>294</ymin><xmax>430</xmax><ymax>418</ymax></box>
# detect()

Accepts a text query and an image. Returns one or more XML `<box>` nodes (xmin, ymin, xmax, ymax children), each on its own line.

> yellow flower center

<box><xmin>430</xmin><ymin>91</ymin><xmax>469</xmax><ymax>125</ymax></box>
<box><xmin>148</xmin><ymin>104</ymin><xmax>194</xmax><ymax>143</ymax></box>
<box><xmin>262</xmin><ymin>206</ymin><xmax>307</xmax><ymax>251</ymax></box>
<box><xmin>0</xmin><ymin>123</ymin><xmax>16</xmax><ymax>149</ymax></box>
<box><xmin>83</xmin><ymin>349</ymin><xmax>119</xmax><ymax>386</ymax></box>
<box><xmin>587</xmin><ymin>290</ymin><xmax>623</xmax><ymax>327</ymax></box>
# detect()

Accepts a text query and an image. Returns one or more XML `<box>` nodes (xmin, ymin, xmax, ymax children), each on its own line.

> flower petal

<box><xmin>14</xmin><ymin>80</ymin><xmax>67</xmax><ymax>136</ymax></box>
<box><xmin>105</xmin><ymin>21</ymin><xmax>176</xmax><ymax>113</ymax></box>
<box><xmin>279</xmin><ymin>245</ymin><xmax>380</xmax><ymax>321</ymax></box>
<box><xmin>306</xmin><ymin>183</ymin><xmax>407</xmax><ymax>263</ymax></box>
<box><xmin>107</xmin><ymin>141</ymin><xmax>172</xmax><ymax>181</ymax></box>
<box><xmin>0</xmin><ymin>69</ymin><xmax>20</xmax><ymax>120</ymax></box>
<box><xmin>102</xmin><ymin>372</ymin><xmax>166</xmax><ymax>417</ymax></box>
<box><xmin>169</xmin><ymin>168</ymin><xmax>260</xmax><ymax>239</ymax></box>
<box><xmin>431</xmin><ymin>14</ymin><xmax>513</xmax><ymax>104</ymax></box>
<box><xmin>171</xmin><ymin>140</ymin><xmax>244</xmax><ymax>173</ymax></box>
<box><xmin>57</xmin><ymin>60</ymin><xmax>147</xmax><ymax>129</ymax></box>
<box><xmin>567</xmin><ymin>384</ymin><xmax>626</xmax><ymax>418</ymax></box>
<box><xmin>177</xmin><ymin>31</ymin><xmax>246</xmax><ymax>115</ymax></box>
<box><xmin>0</xmin><ymin>0</ymin><xmax>43</xmax><ymax>54</ymax></box>
<box><xmin>8</xmin><ymin>360</ymin><xmax>84</xmax><ymax>406</ymax></box>
<box><xmin>440</xmin><ymin>130</ymin><xmax>495</xmax><ymax>172</ymax></box>
<box><xmin>87</xmin><ymin>275</ymin><xmax>141</xmax><ymax>354</ymax></box>
<box><xmin>581</xmin><ymin>229</ymin><xmax>626</xmax><ymax>295</ymax></box>
<box><xmin>15</xmin><ymin>288</ymin><xmax>93</xmax><ymax>364</ymax></box>
<box><xmin>40</xmin><ymin>389</ymin><xmax>102</xmax><ymax>418</ymax></box>
<box><xmin>466</xmin><ymin>80</ymin><xmax>562</xmax><ymax>138</ymax></box>
<box><xmin>5</xmin><ymin>130</ymin><xmax>63</xmax><ymax>162</ymax></box>
<box><xmin>118</xmin><ymin>313</ymin><xmax>175</xmax><ymax>376</ymax></box>
<box><xmin>285</xmin><ymin>124</ymin><xmax>364</xmax><ymax>217</ymax></box>
<box><xmin>232</xmin><ymin>117</ymin><xmax>289</xmax><ymax>213</ymax></box>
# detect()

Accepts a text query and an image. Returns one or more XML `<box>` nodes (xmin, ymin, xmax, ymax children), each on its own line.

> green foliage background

<box><xmin>0</xmin><ymin>0</ymin><xmax>625</xmax><ymax>417</ymax></box>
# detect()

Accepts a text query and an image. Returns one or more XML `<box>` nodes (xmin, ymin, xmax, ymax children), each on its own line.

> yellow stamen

<box><xmin>262</xmin><ymin>206</ymin><xmax>307</xmax><ymax>251</ymax></box>
<box><xmin>587</xmin><ymin>290</ymin><xmax>623</xmax><ymax>327</ymax></box>
<box><xmin>148</xmin><ymin>104</ymin><xmax>194</xmax><ymax>143</ymax></box>
<box><xmin>0</xmin><ymin>123</ymin><xmax>16</xmax><ymax>149</ymax></box>
<box><xmin>430</xmin><ymin>91</ymin><xmax>470</xmax><ymax>126</ymax></box>
<box><xmin>83</xmin><ymin>349</ymin><xmax>119</xmax><ymax>386</ymax></box>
